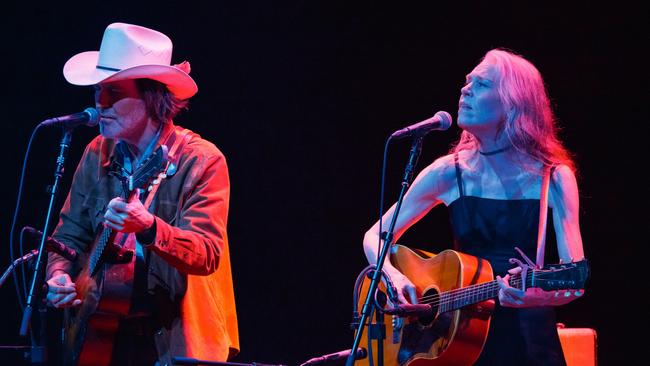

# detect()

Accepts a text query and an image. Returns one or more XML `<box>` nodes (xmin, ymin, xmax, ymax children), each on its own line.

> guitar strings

<box><xmin>413</xmin><ymin>270</ymin><xmax>575</xmax><ymax>309</ymax></box>
<box><xmin>420</xmin><ymin>274</ymin><xmax>560</xmax><ymax>305</ymax></box>
<box><xmin>417</xmin><ymin>280</ymin><xmax>507</xmax><ymax>308</ymax></box>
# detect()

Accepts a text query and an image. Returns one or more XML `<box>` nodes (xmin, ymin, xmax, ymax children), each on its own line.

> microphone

<box><xmin>23</xmin><ymin>226</ymin><xmax>78</xmax><ymax>262</ymax></box>
<box><xmin>383</xmin><ymin>303</ymin><xmax>433</xmax><ymax>317</ymax></box>
<box><xmin>300</xmin><ymin>348</ymin><xmax>367</xmax><ymax>366</ymax></box>
<box><xmin>390</xmin><ymin>110</ymin><xmax>452</xmax><ymax>140</ymax></box>
<box><xmin>39</xmin><ymin>107</ymin><xmax>99</xmax><ymax>128</ymax></box>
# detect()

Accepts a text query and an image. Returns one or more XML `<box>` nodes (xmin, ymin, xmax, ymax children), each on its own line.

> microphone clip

<box><xmin>383</xmin><ymin>303</ymin><xmax>433</xmax><ymax>317</ymax></box>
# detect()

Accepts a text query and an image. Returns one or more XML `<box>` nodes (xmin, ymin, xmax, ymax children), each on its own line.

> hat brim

<box><xmin>63</xmin><ymin>51</ymin><xmax>198</xmax><ymax>100</ymax></box>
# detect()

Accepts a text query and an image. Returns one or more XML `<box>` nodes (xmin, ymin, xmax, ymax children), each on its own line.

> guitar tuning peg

<box><xmin>160</xmin><ymin>173</ymin><xmax>167</xmax><ymax>179</ymax></box>
<box><xmin>152</xmin><ymin>179</ymin><xmax>160</xmax><ymax>185</ymax></box>
<box><xmin>147</xmin><ymin>185</ymin><xmax>153</xmax><ymax>192</ymax></box>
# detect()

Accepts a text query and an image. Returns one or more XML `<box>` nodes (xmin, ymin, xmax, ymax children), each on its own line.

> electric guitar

<box><xmin>63</xmin><ymin>145</ymin><xmax>168</xmax><ymax>366</ymax></box>
<box><xmin>354</xmin><ymin>244</ymin><xmax>589</xmax><ymax>366</ymax></box>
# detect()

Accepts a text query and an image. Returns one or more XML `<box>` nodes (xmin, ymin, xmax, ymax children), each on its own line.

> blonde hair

<box><xmin>452</xmin><ymin>48</ymin><xmax>575</xmax><ymax>172</ymax></box>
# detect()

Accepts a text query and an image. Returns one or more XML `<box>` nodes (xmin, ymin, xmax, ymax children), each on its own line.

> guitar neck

<box><xmin>87</xmin><ymin>188</ymin><xmax>138</xmax><ymax>275</ymax></box>
<box><xmin>437</xmin><ymin>276</ymin><xmax>524</xmax><ymax>313</ymax></box>
<box><xmin>88</xmin><ymin>225</ymin><xmax>115</xmax><ymax>276</ymax></box>
<box><xmin>432</xmin><ymin>259</ymin><xmax>588</xmax><ymax>313</ymax></box>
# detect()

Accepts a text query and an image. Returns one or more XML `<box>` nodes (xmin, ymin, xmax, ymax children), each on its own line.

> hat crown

<box><xmin>97</xmin><ymin>23</ymin><xmax>173</xmax><ymax>71</ymax></box>
<box><xmin>62</xmin><ymin>22</ymin><xmax>197</xmax><ymax>99</ymax></box>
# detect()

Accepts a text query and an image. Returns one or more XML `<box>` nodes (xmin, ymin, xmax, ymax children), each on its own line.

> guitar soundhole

<box><xmin>376</xmin><ymin>289</ymin><xmax>388</xmax><ymax>308</ymax></box>
<box><xmin>417</xmin><ymin>288</ymin><xmax>439</xmax><ymax>327</ymax></box>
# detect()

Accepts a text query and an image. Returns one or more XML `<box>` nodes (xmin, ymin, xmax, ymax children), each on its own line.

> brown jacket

<box><xmin>47</xmin><ymin>123</ymin><xmax>239</xmax><ymax>361</ymax></box>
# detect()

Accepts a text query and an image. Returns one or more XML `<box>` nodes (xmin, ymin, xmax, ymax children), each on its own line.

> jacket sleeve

<box><xmin>144</xmin><ymin>143</ymin><xmax>230</xmax><ymax>276</ymax></box>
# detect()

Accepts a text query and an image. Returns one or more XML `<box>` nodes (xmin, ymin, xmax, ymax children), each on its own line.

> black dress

<box><xmin>447</xmin><ymin>154</ymin><xmax>566</xmax><ymax>366</ymax></box>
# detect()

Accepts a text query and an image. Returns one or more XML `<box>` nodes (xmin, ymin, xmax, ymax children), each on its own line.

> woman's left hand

<box><xmin>496</xmin><ymin>267</ymin><xmax>584</xmax><ymax>308</ymax></box>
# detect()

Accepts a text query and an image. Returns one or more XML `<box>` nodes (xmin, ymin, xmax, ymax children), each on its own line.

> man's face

<box><xmin>94</xmin><ymin>79</ymin><xmax>149</xmax><ymax>144</ymax></box>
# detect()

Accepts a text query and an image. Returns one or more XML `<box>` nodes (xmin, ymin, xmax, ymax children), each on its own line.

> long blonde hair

<box><xmin>451</xmin><ymin>48</ymin><xmax>575</xmax><ymax>172</ymax></box>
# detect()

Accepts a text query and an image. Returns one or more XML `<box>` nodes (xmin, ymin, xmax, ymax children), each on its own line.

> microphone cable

<box><xmin>8</xmin><ymin>124</ymin><xmax>43</xmax><ymax>309</ymax></box>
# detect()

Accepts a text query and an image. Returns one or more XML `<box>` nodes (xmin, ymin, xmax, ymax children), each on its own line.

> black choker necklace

<box><xmin>479</xmin><ymin>146</ymin><xmax>511</xmax><ymax>156</ymax></box>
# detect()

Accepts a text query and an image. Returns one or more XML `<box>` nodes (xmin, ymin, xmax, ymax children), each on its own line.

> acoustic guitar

<box><xmin>63</xmin><ymin>145</ymin><xmax>168</xmax><ymax>366</ymax></box>
<box><xmin>354</xmin><ymin>244</ymin><xmax>589</xmax><ymax>366</ymax></box>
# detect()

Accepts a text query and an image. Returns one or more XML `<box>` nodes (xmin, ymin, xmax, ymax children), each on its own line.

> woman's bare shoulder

<box><xmin>417</xmin><ymin>153</ymin><xmax>461</xmax><ymax>205</ymax></box>
<box><xmin>551</xmin><ymin>164</ymin><xmax>579</xmax><ymax>197</ymax></box>
<box><xmin>422</xmin><ymin>153</ymin><xmax>457</xmax><ymax>177</ymax></box>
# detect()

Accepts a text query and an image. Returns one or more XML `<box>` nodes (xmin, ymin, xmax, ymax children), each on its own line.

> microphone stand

<box><xmin>19</xmin><ymin>127</ymin><xmax>73</xmax><ymax>364</ymax></box>
<box><xmin>0</xmin><ymin>250</ymin><xmax>39</xmax><ymax>289</ymax></box>
<box><xmin>345</xmin><ymin>135</ymin><xmax>424</xmax><ymax>366</ymax></box>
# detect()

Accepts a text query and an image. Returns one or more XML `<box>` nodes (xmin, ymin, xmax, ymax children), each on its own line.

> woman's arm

<box><xmin>363</xmin><ymin>156</ymin><xmax>454</xmax><ymax>304</ymax></box>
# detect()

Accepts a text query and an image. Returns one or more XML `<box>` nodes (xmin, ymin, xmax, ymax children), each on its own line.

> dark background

<box><xmin>1</xmin><ymin>2</ymin><xmax>644</xmax><ymax>365</ymax></box>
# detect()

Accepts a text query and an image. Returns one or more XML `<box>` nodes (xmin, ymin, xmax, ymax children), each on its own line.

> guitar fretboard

<box><xmin>426</xmin><ymin>262</ymin><xmax>587</xmax><ymax>313</ymax></box>
<box><xmin>89</xmin><ymin>226</ymin><xmax>113</xmax><ymax>275</ymax></box>
<box><xmin>438</xmin><ymin>277</ymin><xmax>523</xmax><ymax>313</ymax></box>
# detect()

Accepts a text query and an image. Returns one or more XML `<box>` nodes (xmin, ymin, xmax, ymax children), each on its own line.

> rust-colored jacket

<box><xmin>47</xmin><ymin>123</ymin><xmax>239</xmax><ymax>361</ymax></box>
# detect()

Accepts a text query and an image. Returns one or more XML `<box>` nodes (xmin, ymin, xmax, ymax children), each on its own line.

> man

<box><xmin>45</xmin><ymin>22</ymin><xmax>239</xmax><ymax>365</ymax></box>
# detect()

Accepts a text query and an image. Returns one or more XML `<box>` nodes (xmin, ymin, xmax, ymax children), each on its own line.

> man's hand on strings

<box><xmin>104</xmin><ymin>190</ymin><xmax>154</xmax><ymax>233</ymax></box>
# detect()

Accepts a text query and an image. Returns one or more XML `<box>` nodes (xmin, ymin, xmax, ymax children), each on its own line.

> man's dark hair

<box><xmin>136</xmin><ymin>79</ymin><xmax>190</xmax><ymax>125</ymax></box>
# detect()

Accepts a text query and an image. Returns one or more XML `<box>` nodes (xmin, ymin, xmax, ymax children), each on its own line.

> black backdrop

<box><xmin>1</xmin><ymin>2</ymin><xmax>644</xmax><ymax>365</ymax></box>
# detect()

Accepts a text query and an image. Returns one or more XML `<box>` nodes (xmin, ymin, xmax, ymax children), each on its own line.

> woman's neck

<box><xmin>479</xmin><ymin>145</ymin><xmax>511</xmax><ymax>156</ymax></box>
<box><xmin>476</xmin><ymin>133</ymin><xmax>511</xmax><ymax>157</ymax></box>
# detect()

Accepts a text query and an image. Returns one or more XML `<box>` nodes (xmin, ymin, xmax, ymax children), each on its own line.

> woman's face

<box><xmin>457</xmin><ymin>61</ymin><xmax>506</xmax><ymax>136</ymax></box>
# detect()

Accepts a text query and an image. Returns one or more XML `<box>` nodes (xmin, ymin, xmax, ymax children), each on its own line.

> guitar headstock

<box><xmin>528</xmin><ymin>259</ymin><xmax>590</xmax><ymax>291</ymax></box>
<box><xmin>119</xmin><ymin>145</ymin><xmax>169</xmax><ymax>195</ymax></box>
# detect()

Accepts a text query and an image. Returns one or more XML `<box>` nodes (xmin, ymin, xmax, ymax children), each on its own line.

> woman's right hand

<box><xmin>385</xmin><ymin>270</ymin><xmax>418</xmax><ymax>305</ymax></box>
<box><xmin>46</xmin><ymin>272</ymin><xmax>82</xmax><ymax>308</ymax></box>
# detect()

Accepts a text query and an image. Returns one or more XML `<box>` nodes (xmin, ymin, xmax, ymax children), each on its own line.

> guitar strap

<box><xmin>140</xmin><ymin>126</ymin><xmax>192</xmax><ymax>366</ymax></box>
<box><xmin>511</xmin><ymin>165</ymin><xmax>554</xmax><ymax>291</ymax></box>
<box><xmin>535</xmin><ymin>165</ymin><xmax>553</xmax><ymax>268</ymax></box>
<box><xmin>142</xmin><ymin>127</ymin><xmax>193</xmax><ymax>209</ymax></box>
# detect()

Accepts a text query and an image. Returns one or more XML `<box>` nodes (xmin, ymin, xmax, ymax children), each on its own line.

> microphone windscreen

<box><xmin>84</xmin><ymin>107</ymin><xmax>100</xmax><ymax>126</ymax></box>
<box><xmin>435</xmin><ymin>110</ymin><xmax>452</xmax><ymax>130</ymax></box>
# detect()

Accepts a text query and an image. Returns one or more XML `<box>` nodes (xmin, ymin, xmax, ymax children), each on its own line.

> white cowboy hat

<box><xmin>63</xmin><ymin>22</ymin><xmax>198</xmax><ymax>99</ymax></box>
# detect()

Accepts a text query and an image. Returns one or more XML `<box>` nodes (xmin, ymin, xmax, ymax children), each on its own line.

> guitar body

<box><xmin>355</xmin><ymin>246</ymin><xmax>495</xmax><ymax>366</ymax></box>
<box><xmin>64</xmin><ymin>232</ymin><xmax>136</xmax><ymax>366</ymax></box>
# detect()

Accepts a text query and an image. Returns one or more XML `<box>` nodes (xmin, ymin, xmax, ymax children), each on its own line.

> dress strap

<box><xmin>454</xmin><ymin>153</ymin><xmax>464</xmax><ymax>197</ymax></box>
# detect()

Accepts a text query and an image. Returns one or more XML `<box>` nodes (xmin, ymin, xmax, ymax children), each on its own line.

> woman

<box><xmin>362</xmin><ymin>48</ymin><xmax>585</xmax><ymax>365</ymax></box>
